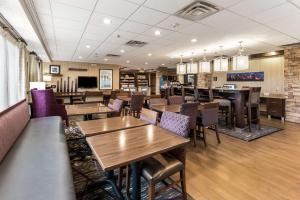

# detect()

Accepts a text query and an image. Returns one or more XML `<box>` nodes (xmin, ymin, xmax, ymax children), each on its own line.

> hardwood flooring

<box><xmin>185</xmin><ymin>118</ymin><xmax>300</xmax><ymax>200</ymax></box>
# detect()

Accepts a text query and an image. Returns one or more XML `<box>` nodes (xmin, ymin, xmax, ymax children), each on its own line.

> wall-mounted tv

<box><xmin>78</xmin><ymin>76</ymin><xmax>97</xmax><ymax>88</ymax></box>
<box><xmin>227</xmin><ymin>72</ymin><xmax>264</xmax><ymax>82</ymax></box>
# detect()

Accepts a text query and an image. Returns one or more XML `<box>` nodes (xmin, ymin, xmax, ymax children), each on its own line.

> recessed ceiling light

<box><xmin>191</xmin><ymin>38</ymin><xmax>197</xmax><ymax>43</ymax></box>
<box><xmin>126</xmin><ymin>60</ymin><xmax>130</xmax><ymax>64</ymax></box>
<box><xmin>148</xmin><ymin>53</ymin><xmax>152</xmax><ymax>56</ymax></box>
<box><xmin>104</xmin><ymin>58</ymin><xmax>108</xmax><ymax>61</ymax></box>
<box><xmin>269</xmin><ymin>51</ymin><xmax>277</xmax><ymax>55</ymax></box>
<box><xmin>145</xmin><ymin>62</ymin><xmax>148</xmax><ymax>65</ymax></box>
<box><xmin>161</xmin><ymin>64</ymin><xmax>165</xmax><ymax>66</ymax></box>
<box><xmin>103</xmin><ymin>18</ymin><xmax>111</xmax><ymax>25</ymax></box>
<box><xmin>86</xmin><ymin>45</ymin><xmax>91</xmax><ymax>49</ymax></box>
<box><xmin>78</xmin><ymin>56</ymin><xmax>83</xmax><ymax>59</ymax></box>
<box><xmin>154</xmin><ymin>30</ymin><xmax>161</xmax><ymax>36</ymax></box>
<box><xmin>120</xmin><ymin>49</ymin><xmax>125</xmax><ymax>53</ymax></box>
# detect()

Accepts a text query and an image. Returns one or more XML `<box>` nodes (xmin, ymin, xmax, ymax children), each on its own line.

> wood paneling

<box><xmin>211</xmin><ymin>56</ymin><xmax>284</xmax><ymax>93</ymax></box>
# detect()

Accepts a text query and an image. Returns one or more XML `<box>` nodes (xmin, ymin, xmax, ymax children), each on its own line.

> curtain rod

<box><xmin>0</xmin><ymin>13</ymin><xmax>27</xmax><ymax>45</ymax></box>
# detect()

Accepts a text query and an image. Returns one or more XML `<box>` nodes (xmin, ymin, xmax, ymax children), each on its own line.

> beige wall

<box><xmin>43</xmin><ymin>61</ymin><xmax>120</xmax><ymax>91</ymax></box>
<box><xmin>211</xmin><ymin>56</ymin><xmax>284</xmax><ymax>93</ymax></box>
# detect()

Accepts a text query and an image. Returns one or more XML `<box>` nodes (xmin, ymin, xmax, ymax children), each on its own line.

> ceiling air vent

<box><xmin>106</xmin><ymin>54</ymin><xmax>121</xmax><ymax>57</ymax></box>
<box><xmin>175</xmin><ymin>0</ymin><xmax>221</xmax><ymax>21</ymax></box>
<box><xmin>125</xmin><ymin>40</ymin><xmax>147</xmax><ymax>47</ymax></box>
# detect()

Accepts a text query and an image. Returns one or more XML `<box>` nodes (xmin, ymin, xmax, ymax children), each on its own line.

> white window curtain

<box><xmin>0</xmin><ymin>29</ymin><xmax>25</xmax><ymax>112</ymax></box>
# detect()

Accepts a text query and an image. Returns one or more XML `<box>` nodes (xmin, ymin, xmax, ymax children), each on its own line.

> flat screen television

<box><xmin>78</xmin><ymin>76</ymin><xmax>97</xmax><ymax>88</ymax></box>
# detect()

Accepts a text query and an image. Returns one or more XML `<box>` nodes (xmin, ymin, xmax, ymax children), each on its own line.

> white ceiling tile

<box><xmin>129</xmin><ymin>6</ymin><xmax>169</xmax><ymax>25</ymax></box>
<box><xmin>51</xmin><ymin>2</ymin><xmax>91</xmax><ymax>22</ymax></box>
<box><xmin>143</xmin><ymin>27</ymin><xmax>173</xmax><ymax>37</ymax></box>
<box><xmin>228</xmin><ymin>0</ymin><xmax>286</xmax><ymax>17</ymax></box>
<box><xmin>207</xmin><ymin>0</ymin><xmax>242</xmax><ymax>8</ymax></box>
<box><xmin>85</xmin><ymin>23</ymin><xmax>115</xmax><ymax>36</ymax></box>
<box><xmin>55</xmin><ymin>28</ymin><xmax>82</xmax><ymax>42</ymax></box>
<box><xmin>134</xmin><ymin>35</ymin><xmax>156</xmax><ymax>43</ymax></box>
<box><xmin>53</xmin><ymin>17</ymin><xmax>86</xmax><ymax>31</ymax></box>
<box><xmin>33</xmin><ymin>0</ymin><xmax>52</xmax><ymax>15</ymax></box>
<box><xmin>144</xmin><ymin>0</ymin><xmax>194</xmax><ymax>14</ymax></box>
<box><xmin>126</xmin><ymin>0</ymin><xmax>146</xmax><ymax>4</ymax></box>
<box><xmin>259</xmin><ymin>31</ymin><xmax>299</xmax><ymax>46</ymax></box>
<box><xmin>89</xmin><ymin>12</ymin><xmax>125</xmax><ymax>28</ymax></box>
<box><xmin>95</xmin><ymin>0</ymin><xmax>139</xmax><ymax>19</ymax></box>
<box><xmin>53</xmin><ymin>0</ymin><xmax>97</xmax><ymax>10</ymax></box>
<box><xmin>111</xmin><ymin>30</ymin><xmax>139</xmax><ymax>40</ymax></box>
<box><xmin>251</xmin><ymin>2</ymin><xmax>300</xmax><ymax>24</ymax></box>
<box><xmin>119</xmin><ymin>20</ymin><xmax>151</xmax><ymax>33</ymax></box>
<box><xmin>157</xmin><ymin>15</ymin><xmax>193</xmax><ymax>31</ymax></box>
<box><xmin>290</xmin><ymin>0</ymin><xmax>300</xmax><ymax>7</ymax></box>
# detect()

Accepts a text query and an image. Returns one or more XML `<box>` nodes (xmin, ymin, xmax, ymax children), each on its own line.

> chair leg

<box><xmin>215</xmin><ymin>124</ymin><xmax>221</xmax><ymax>143</ymax></box>
<box><xmin>257</xmin><ymin>106</ymin><xmax>261</xmax><ymax>130</ymax></box>
<box><xmin>118</xmin><ymin>167</ymin><xmax>124</xmax><ymax>191</ymax></box>
<box><xmin>66</xmin><ymin>119</ymin><xmax>69</xmax><ymax>127</ymax></box>
<box><xmin>193</xmin><ymin>128</ymin><xmax>197</xmax><ymax>147</ymax></box>
<box><xmin>203</xmin><ymin>127</ymin><xmax>207</xmax><ymax>147</ymax></box>
<box><xmin>180</xmin><ymin>170</ymin><xmax>187</xmax><ymax>200</ymax></box>
<box><xmin>148</xmin><ymin>183</ymin><xmax>155</xmax><ymax>200</ymax></box>
<box><xmin>248</xmin><ymin>106</ymin><xmax>252</xmax><ymax>132</ymax></box>
<box><xmin>125</xmin><ymin>166</ymin><xmax>131</xmax><ymax>194</ymax></box>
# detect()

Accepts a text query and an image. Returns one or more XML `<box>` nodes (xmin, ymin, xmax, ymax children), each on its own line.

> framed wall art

<box><xmin>99</xmin><ymin>69</ymin><xmax>113</xmax><ymax>89</ymax></box>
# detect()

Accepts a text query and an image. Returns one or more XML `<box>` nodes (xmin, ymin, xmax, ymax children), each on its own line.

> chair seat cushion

<box><xmin>142</xmin><ymin>153</ymin><xmax>184</xmax><ymax>184</ymax></box>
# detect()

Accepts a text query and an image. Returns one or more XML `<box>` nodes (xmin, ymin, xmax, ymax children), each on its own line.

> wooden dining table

<box><xmin>76</xmin><ymin>116</ymin><xmax>149</xmax><ymax>137</ymax></box>
<box><xmin>66</xmin><ymin>103</ymin><xmax>113</xmax><ymax>120</ymax></box>
<box><xmin>86</xmin><ymin>125</ymin><xmax>189</xmax><ymax>200</ymax></box>
<box><xmin>151</xmin><ymin>104</ymin><xmax>204</xmax><ymax>113</ymax></box>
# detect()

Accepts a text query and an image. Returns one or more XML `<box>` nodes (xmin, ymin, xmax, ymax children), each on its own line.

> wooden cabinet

<box><xmin>260</xmin><ymin>96</ymin><xmax>285</xmax><ymax>121</ymax></box>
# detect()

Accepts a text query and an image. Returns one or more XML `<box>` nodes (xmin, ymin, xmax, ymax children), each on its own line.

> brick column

<box><xmin>197</xmin><ymin>73</ymin><xmax>212</xmax><ymax>88</ymax></box>
<box><xmin>284</xmin><ymin>44</ymin><xmax>300</xmax><ymax>123</ymax></box>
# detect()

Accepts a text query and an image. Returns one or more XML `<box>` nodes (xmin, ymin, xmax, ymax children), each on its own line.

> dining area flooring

<box><xmin>186</xmin><ymin>117</ymin><xmax>300</xmax><ymax>200</ymax></box>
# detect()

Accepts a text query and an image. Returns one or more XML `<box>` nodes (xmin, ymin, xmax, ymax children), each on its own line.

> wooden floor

<box><xmin>185</xmin><ymin>118</ymin><xmax>300</xmax><ymax>200</ymax></box>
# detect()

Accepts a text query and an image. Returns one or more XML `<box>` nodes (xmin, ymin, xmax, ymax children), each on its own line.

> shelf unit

<box><xmin>136</xmin><ymin>73</ymin><xmax>149</xmax><ymax>87</ymax></box>
<box><xmin>120</xmin><ymin>72</ymin><xmax>136</xmax><ymax>89</ymax></box>
<box><xmin>119</xmin><ymin>72</ymin><xmax>149</xmax><ymax>92</ymax></box>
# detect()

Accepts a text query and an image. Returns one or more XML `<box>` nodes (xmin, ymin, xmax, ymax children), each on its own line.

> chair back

<box><xmin>108</xmin><ymin>99</ymin><xmax>124</xmax><ymax>114</ymax></box>
<box><xmin>180</xmin><ymin>102</ymin><xmax>199</xmax><ymax>129</ymax></box>
<box><xmin>201</xmin><ymin>102</ymin><xmax>219</xmax><ymax>126</ymax></box>
<box><xmin>160</xmin><ymin>111</ymin><xmax>190</xmax><ymax>137</ymax></box>
<box><xmin>139</xmin><ymin>108</ymin><xmax>158</xmax><ymax>125</ymax></box>
<box><xmin>249</xmin><ymin>87</ymin><xmax>261</xmax><ymax>105</ymax></box>
<box><xmin>130</xmin><ymin>94</ymin><xmax>144</xmax><ymax>112</ymax></box>
<box><xmin>110</xmin><ymin>90</ymin><xmax>120</xmax><ymax>99</ymax></box>
<box><xmin>31</xmin><ymin>89</ymin><xmax>58</xmax><ymax>118</ymax></box>
<box><xmin>168</xmin><ymin>95</ymin><xmax>184</xmax><ymax>105</ymax></box>
<box><xmin>102</xmin><ymin>94</ymin><xmax>111</xmax><ymax>106</ymax></box>
<box><xmin>149</xmin><ymin>98</ymin><xmax>167</xmax><ymax>108</ymax></box>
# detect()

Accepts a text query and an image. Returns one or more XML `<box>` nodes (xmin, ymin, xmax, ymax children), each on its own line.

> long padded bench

<box><xmin>0</xmin><ymin>100</ymin><xmax>75</xmax><ymax>200</ymax></box>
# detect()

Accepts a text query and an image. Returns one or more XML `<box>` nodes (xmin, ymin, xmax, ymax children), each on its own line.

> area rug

<box><xmin>65</xmin><ymin>124</ymin><xmax>194</xmax><ymax>200</ymax></box>
<box><xmin>217</xmin><ymin>123</ymin><xmax>283</xmax><ymax>142</ymax></box>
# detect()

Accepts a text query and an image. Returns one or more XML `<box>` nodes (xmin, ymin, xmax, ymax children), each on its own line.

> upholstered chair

<box><xmin>180</xmin><ymin>102</ymin><xmax>199</xmax><ymax>146</ymax></box>
<box><xmin>124</xmin><ymin>94</ymin><xmax>144</xmax><ymax>118</ymax></box>
<box><xmin>141</xmin><ymin>111</ymin><xmax>190</xmax><ymax>199</ymax></box>
<box><xmin>245</xmin><ymin>87</ymin><xmax>261</xmax><ymax>132</ymax></box>
<box><xmin>168</xmin><ymin>95</ymin><xmax>184</xmax><ymax>105</ymax></box>
<box><xmin>107</xmin><ymin>99</ymin><xmax>124</xmax><ymax>117</ymax></box>
<box><xmin>196</xmin><ymin>102</ymin><xmax>220</xmax><ymax>146</ymax></box>
<box><xmin>139</xmin><ymin>108</ymin><xmax>158</xmax><ymax>125</ymax></box>
<box><xmin>31</xmin><ymin>89</ymin><xmax>69</xmax><ymax>126</ymax></box>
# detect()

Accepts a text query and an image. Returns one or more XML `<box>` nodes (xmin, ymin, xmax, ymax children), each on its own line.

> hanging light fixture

<box><xmin>186</xmin><ymin>52</ymin><xmax>198</xmax><ymax>74</ymax></box>
<box><xmin>214</xmin><ymin>46</ymin><xmax>228</xmax><ymax>72</ymax></box>
<box><xmin>199</xmin><ymin>49</ymin><xmax>211</xmax><ymax>73</ymax></box>
<box><xmin>176</xmin><ymin>55</ymin><xmax>186</xmax><ymax>75</ymax></box>
<box><xmin>232</xmin><ymin>41</ymin><xmax>249</xmax><ymax>70</ymax></box>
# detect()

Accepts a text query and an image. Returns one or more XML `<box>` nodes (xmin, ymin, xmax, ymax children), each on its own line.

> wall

<box><xmin>43</xmin><ymin>61</ymin><xmax>120</xmax><ymax>91</ymax></box>
<box><xmin>284</xmin><ymin>44</ymin><xmax>300</xmax><ymax>123</ymax></box>
<box><xmin>211</xmin><ymin>56</ymin><xmax>284</xmax><ymax>93</ymax></box>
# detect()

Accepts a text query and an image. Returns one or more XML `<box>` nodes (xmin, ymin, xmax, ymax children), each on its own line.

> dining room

<box><xmin>1</xmin><ymin>0</ymin><xmax>300</xmax><ymax>200</ymax></box>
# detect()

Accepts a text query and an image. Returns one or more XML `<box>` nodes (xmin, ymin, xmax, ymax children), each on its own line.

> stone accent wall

<box><xmin>197</xmin><ymin>73</ymin><xmax>212</xmax><ymax>88</ymax></box>
<box><xmin>284</xmin><ymin>44</ymin><xmax>300</xmax><ymax>123</ymax></box>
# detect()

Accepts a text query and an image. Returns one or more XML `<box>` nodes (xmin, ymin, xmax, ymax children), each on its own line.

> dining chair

<box><xmin>196</xmin><ymin>102</ymin><xmax>220</xmax><ymax>147</ymax></box>
<box><xmin>141</xmin><ymin>111</ymin><xmax>190</xmax><ymax>200</ymax></box>
<box><xmin>149</xmin><ymin>98</ymin><xmax>167</xmax><ymax>108</ymax></box>
<box><xmin>168</xmin><ymin>95</ymin><xmax>184</xmax><ymax>105</ymax></box>
<box><xmin>139</xmin><ymin>108</ymin><xmax>158</xmax><ymax>125</ymax></box>
<box><xmin>180</xmin><ymin>102</ymin><xmax>200</xmax><ymax>147</ymax></box>
<box><xmin>124</xmin><ymin>94</ymin><xmax>144</xmax><ymax>118</ymax></box>
<box><xmin>245</xmin><ymin>87</ymin><xmax>261</xmax><ymax>132</ymax></box>
<box><xmin>31</xmin><ymin>89</ymin><xmax>69</xmax><ymax>126</ymax></box>
<box><xmin>107</xmin><ymin>99</ymin><xmax>124</xmax><ymax>117</ymax></box>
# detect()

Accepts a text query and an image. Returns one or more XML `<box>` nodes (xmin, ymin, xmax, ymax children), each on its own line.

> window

<box><xmin>0</xmin><ymin>32</ymin><xmax>25</xmax><ymax>112</ymax></box>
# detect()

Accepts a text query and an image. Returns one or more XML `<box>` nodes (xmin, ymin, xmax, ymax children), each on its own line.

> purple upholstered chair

<box><xmin>31</xmin><ymin>89</ymin><xmax>69</xmax><ymax>126</ymax></box>
<box><xmin>180</xmin><ymin>102</ymin><xmax>199</xmax><ymax>146</ymax></box>
<box><xmin>108</xmin><ymin>99</ymin><xmax>124</xmax><ymax>117</ymax></box>
<box><xmin>160</xmin><ymin>111</ymin><xmax>190</xmax><ymax>137</ymax></box>
<box><xmin>168</xmin><ymin>95</ymin><xmax>184</xmax><ymax>105</ymax></box>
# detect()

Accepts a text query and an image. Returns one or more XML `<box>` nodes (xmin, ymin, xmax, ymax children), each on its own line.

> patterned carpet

<box><xmin>217</xmin><ymin>122</ymin><xmax>283</xmax><ymax>141</ymax></box>
<box><xmin>65</xmin><ymin>123</ymin><xmax>194</xmax><ymax>200</ymax></box>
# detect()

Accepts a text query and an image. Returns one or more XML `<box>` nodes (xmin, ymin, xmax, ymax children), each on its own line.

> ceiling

<box><xmin>28</xmin><ymin>0</ymin><xmax>300</xmax><ymax>68</ymax></box>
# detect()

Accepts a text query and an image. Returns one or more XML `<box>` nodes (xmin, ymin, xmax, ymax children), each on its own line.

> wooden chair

<box><xmin>196</xmin><ymin>102</ymin><xmax>220</xmax><ymax>146</ymax></box>
<box><xmin>124</xmin><ymin>94</ymin><xmax>144</xmax><ymax>118</ymax></box>
<box><xmin>245</xmin><ymin>87</ymin><xmax>261</xmax><ymax>132</ymax></box>
<box><xmin>140</xmin><ymin>108</ymin><xmax>158</xmax><ymax>125</ymax></box>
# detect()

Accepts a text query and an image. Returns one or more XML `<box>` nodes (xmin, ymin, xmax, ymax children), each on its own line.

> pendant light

<box><xmin>186</xmin><ymin>52</ymin><xmax>198</xmax><ymax>74</ymax></box>
<box><xmin>199</xmin><ymin>49</ymin><xmax>211</xmax><ymax>73</ymax></box>
<box><xmin>214</xmin><ymin>46</ymin><xmax>228</xmax><ymax>72</ymax></box>
<box><xmin>176</xmin><ymin>55</ymin><xmax>186</xmax><ymax>75</ymax></box>
<box><xmin>232</xmin><ymin>41</ymin><xmax>249</xmax><ymax>70</ymax></box>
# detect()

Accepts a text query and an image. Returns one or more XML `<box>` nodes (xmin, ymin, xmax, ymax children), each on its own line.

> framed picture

<box><xmin>50</xmin><ymin>65</ymin><xmax>60</xmax><ymax>74</ymax></box>
<box><xmin>99</xmin><ymin>69</ymin><xmax>113</xmax><ymax>89</ymax></box>
<box><xmin>227</xmin><ymin>72</ymin><xmax>264</xmax><ymax>81</ymax></box>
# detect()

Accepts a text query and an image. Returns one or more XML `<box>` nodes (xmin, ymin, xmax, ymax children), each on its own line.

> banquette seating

<box><xmin>0</xmin><ymin>100</ymin><xmax>76</xmax><ymax>200</ymax></box>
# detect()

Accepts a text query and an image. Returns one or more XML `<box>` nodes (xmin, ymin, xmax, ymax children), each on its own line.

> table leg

<box><xmin>234</xmin><ymin>92</ymin><xmax>246</xmax><ymax>128</ymax></box>
<box><xmin>131</xmin><ymin>162</ymin><xmax>141</xmax><ymax>200</ymax></box>
<box><xmin>70</xmin><ymin>96</ymin><xmax>73</xmax><ymax>104</ymax></box>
